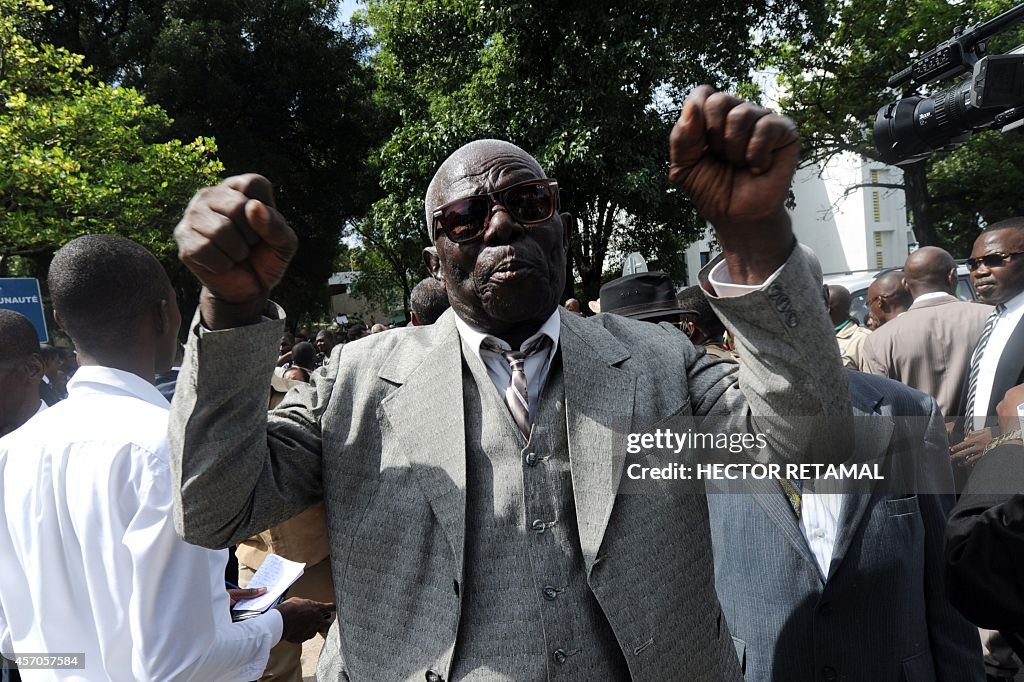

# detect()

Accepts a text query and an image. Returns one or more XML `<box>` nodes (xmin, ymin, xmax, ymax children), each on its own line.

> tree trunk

<box><xmin>902</xmin><ymin>161</ymin><xmax>940</xmax><ymax>247</ymax></box>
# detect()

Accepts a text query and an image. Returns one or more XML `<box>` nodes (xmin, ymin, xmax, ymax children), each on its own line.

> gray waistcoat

<box><xmin>450</xmin><ymin>347</ymin><xmax>629</xmax><ymax>680</ymax></box>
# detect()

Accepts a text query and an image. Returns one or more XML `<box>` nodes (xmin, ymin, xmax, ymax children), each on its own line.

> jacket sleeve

<box><xmin>129</xmin><ymin>445</ymin><xmax>281</xmax><ymax>681</ymax></box>
<box><xmin>170</xmin><ymin>305</ymin><xmax>331</xmax><ymax>548</ymax></box>
<box><xmin>945</xmin><ymin>443</ymin><xmax>1024</xmax><ymax>632</ymax></box>
<box><xmin>697</xmin><ymin>244</ymin><xmax>852</xmax><ymax>464</ymax></box>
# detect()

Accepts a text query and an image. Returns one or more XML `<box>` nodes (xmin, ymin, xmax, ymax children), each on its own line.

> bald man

<box><xmin>862</xmin><ymin>247</ymin><xmax>992</xmax><ymax>418</ymax></box>
<box><xmin>827</xmin><ymin>284</ymin><xmax>871</xmax><ymax>370</ymax></box>
<box><xmin>865</xmin><ymin>270</ymin><xmax>913</xmax><ymax>328</ymax></box>
<box><xmin>170</xmin><ymin>89</ymin><xmax>852</xmax><ymax>680</ymax></box>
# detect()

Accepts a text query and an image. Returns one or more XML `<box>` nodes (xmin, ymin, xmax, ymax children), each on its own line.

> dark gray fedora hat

<box><xmin>599</xmin><ymin>271</ymin><xmax>687</xmax><ymax>320</ymax></box>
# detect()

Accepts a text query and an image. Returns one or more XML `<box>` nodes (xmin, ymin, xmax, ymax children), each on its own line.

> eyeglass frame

<box><xmin>966</xmin><ymin>251</ymin><xmax>1024</xmax><ymax>271</ymax></box>
<box><xmin>431</xmin><ymin>178</ymin><xmax>560</xmax><ymax>243</ymax></box>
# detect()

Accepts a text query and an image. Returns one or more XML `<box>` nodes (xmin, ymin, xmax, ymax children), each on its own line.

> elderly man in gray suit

<box><xmin>170</xmin><ymin>86</ymin><xmax>851</xmax><ymax>681</ymax></box>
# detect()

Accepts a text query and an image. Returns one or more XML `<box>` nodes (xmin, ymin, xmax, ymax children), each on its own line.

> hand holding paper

<box><xmin>232</xmin><ymin>554</ymin><xmax>305</xmax><ymax>614</ymax></box>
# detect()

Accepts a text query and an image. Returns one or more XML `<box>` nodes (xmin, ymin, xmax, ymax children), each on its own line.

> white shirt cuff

<box><xmin>707</xmin><ymin>259</ymin><xmax>784</xmax><ymax>298</ymax></box>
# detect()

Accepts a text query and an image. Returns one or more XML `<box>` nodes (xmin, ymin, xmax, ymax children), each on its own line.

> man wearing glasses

<box><xmin>948</xmin><ymin>217</ymin><xmax>1024</xmax><ymax>682</ymax></box>
<box><xmin>169</xmin><ymin>86</ymin><xmax>851</xmax><ymax>681</ymax></box>
<box><xmin>864</xmin><ymin>270</ymin><xmax>913</xmax><ymax>329</ymax></box>
<box><xmin>951</xmin><ymin>217</ymin><xmax>1024</xmax><ymax>465</ymax></box>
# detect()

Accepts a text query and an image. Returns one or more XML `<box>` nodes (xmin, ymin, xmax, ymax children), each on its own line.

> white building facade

<box><xmin>684</xmin><ymin>153</ymin><xmax>914</xmax><ymax>284</ymax></box>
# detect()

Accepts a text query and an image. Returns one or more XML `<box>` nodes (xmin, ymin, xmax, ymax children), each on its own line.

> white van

<box><xmin>823</xmin><ymin>264</ymin><xmax>976</xmax><ymax>325</ymax></box>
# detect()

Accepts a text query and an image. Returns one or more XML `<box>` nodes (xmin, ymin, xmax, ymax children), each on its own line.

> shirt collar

<box><xmin>454</xmin><ymin>309</ymin><xmax>561</xmax><ymax>359</ymax></box>
<box><xmin>999</xmin><ymin>290</ymin><xmax>1024</xmax><ymax>316</ymax></box>
<box><xmin>66</xmin><ymin>365</ymin><xmax>170</xmax><ymax>410</ymax></box>
<box><xmin>35</xmin><ymin>399</ymin><xmax>47</xmax><ymax>415</ymax></box>
<box><xmin>913</xmin><ymin>291</ymin><xmax>951</xmax><ymax>304</ymax></box>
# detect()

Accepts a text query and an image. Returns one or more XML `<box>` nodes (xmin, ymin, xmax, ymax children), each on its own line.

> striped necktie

<box><xmin>964</xmin><ymin>304</ymin><xmax>1005</xmax><ymax>425</ymax></box>
<box><xmin>483</xmin><ymin>335</ymin><xmax>552</xmax><ymax>437</ymax></box>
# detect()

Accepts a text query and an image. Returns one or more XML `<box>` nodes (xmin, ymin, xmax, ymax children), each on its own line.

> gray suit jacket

<box><xmin>171</xmin><ymin>247</ymin><xmax>851</xmax><ymax>681</ymax></box>
<box><xmin>861</xmin><ymin>294</ymin><xmax>992</xmax><ymax>418</ymax></box>
<box><xmin>707</xmin><ymin>371</ymin><xmax>984</xmax><ymax>682</ymax></box>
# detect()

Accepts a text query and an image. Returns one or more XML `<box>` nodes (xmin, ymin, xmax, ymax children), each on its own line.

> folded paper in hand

<box><xmin>233</xmin><ymin>554</ymin><xmax>305</xmax><ymax>616</ymax></box>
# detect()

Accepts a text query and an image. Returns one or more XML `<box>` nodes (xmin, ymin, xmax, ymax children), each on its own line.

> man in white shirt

<box><xmin>0</xmin><ymin>310</ymin><xmax>47</xmax><ymax>438</ymax></box>
<box><xmin>0</xmin><ymin>235</ymin><xmax>332</xmax><ymax>681</ymax></box>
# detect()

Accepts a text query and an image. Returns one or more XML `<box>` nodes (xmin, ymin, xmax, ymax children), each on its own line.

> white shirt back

<box><xmin>0</xmin><ymin>366</ymin><xmax>280</xmax><ymax>681</ymax></box>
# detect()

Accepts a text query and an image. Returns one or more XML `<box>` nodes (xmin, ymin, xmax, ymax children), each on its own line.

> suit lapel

<box><xmin>379</xmin><ymin>312</ymin><xmax>468</xmax><ymax>580</ymax></box>
<box><xmin>990</xmin><ymin>316</ymin><xmax>1024</xmax><ymax>417</ymax></box>
<box><xmin>559</xmin><ymin>310</ymin><xmax>635</xmax><ymax>576</ymax></box>
<box><xmin>744</xmin><ymin>477</ymin><xmax>821</xmax><ymax>572</ymax></box>
<box><xmin>827</xmin><ymin>376</ymin><xmax>892</xmax><ymax>580</ymax></box>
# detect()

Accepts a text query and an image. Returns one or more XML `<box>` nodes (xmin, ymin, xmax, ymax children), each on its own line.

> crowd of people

<box><xmin>1</xmin><ymin>85</ymin><xmax>1023</xmax><ymax>682</ymax></box>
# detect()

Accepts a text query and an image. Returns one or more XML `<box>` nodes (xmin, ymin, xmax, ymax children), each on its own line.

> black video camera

<box><xmin>874</xmin><ymin>3</ymin><xmax>1024</xmax><ymax>165</ymax></box>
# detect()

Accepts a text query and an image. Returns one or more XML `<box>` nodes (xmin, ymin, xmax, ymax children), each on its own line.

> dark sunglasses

<box><xmin>432</xmin><ymin>178</ymin><xmax>559</xmax><ymax>243</ymax></box>
<box><xmin>966</xmin><ymin>251</ymin><xmax>1024</xmax><ymax>271</ymax></box>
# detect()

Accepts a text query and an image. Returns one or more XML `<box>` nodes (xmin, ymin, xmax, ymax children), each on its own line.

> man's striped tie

<box><xmin>964</xmin><ymin>304</ymin><xmax>1005</xmax><ymax>425</ymax></box>
<box><xmin>483</xmin><ymin>336</ymin><xmax>552</xmax><ymax>437</ymax></box>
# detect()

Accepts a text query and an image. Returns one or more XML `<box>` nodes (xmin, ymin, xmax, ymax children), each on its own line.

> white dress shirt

<box><xmin>455</xmin><ymin>310</ymin><xmax>561</xmax><ymax>418</ymax></box>
<box><xmin>973</xmin><ymin>290</ymin><xmax>1024</xmax><ymax>429</ymax></box>
<box><xmin>912</xmin><ymin>291</ymin><xmax>950</xmax><ymax>304</ymax></box>
<box><xmin>0</xmin><ymin>366</ymin><xmax>281</xmax><ymax>681</ymax></box>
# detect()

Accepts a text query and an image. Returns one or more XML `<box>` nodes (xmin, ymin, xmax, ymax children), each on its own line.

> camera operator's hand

<box><xmin>669</xmin><ymin>86</ymin><xmax>800</xmax><ymax>284</ymax></box>
<box><xmin>275</xmin><ymin>597</ymin><xmax>336</xmax><ymax>644</ymax></box>
<box><xmin>174</xmin><ymin>174</ymin><xmax>298</xmax><ymax>329</ymax></box>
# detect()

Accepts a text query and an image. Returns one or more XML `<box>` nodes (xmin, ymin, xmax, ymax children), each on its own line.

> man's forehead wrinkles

<box><xmin>456</xmin><ymin>155</ymin><xmax>541</xmax><ymax>189</ymax></box>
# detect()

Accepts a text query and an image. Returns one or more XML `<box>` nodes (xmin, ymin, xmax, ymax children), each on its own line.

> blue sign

<box><xmin>0</xmin><ymin>278</ymin><xmax>48</xmax><ymax>343</ymax></box>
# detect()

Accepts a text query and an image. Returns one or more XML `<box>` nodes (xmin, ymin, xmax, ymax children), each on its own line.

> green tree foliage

<box><xmin>35</xmin><ymin>0</ymin><xmax>385</xmax><ymax>323</ymax></box>
<box><xmin>360</xmin><ymin>0</ymin><xmax>827</xmax><ymax>301</ymax></box>
<box><xmin>769</xmin><ymin>0</ymin><xmax>1024</xmax><ymax>254</ymax></box>
<box><xmin>0</xmin><ymin>0</ymin><xmax>222</xmax><ymax>276</ymax></box>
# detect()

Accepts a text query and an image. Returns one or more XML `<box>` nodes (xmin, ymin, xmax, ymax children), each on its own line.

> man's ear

<box><xmin>559</xmin><ymin>212</ymin><xmax>573</xmax><ymax>250</ymax></box>
<box><xmin>423</xmin><ymin>247</ymin><xmax>442</xmax><ymax>282</ymax></box>
<box><xmin>53</xmin><ymin>311</ymin><xmax>67</xmax><ymax>332</ymax></box>
<box><xmin>154</xmin><ymin>298</ymin><xmax>172</xmax><ymax>335</ymax></box>
<box><xmin>25</xmin><ymin>354</ymin><xmax>44</xmax><ymax>383</ymax></box>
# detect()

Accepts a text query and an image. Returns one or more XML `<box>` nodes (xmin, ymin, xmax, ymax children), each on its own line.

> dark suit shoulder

<box><xmin>579</xmin><ymin>312</ymin><xmax>697</xmax><ymax>357</ymax></box>
<box><xmin>846</xmin><ymin>369</ymin><xmax>935</xmax><ymax>417</ymax></box>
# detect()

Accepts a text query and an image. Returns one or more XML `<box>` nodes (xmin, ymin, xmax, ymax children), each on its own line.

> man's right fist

<box><xmin>175</xmin><ymin>174</ymin><xmax>297</xmax><ymax>322</ymax></box>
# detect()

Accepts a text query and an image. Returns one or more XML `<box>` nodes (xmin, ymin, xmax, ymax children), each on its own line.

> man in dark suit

<box><xmin>951</xmin><ymin>217</ymin><xmax>1024</xmax><ymax>464</ymax></box>
<box><xmin>862</xmin><ymin>246</ymin><xmax>992</xmax><ymax>418</ymax></box>
<box><xmin>946</xmin><ymin>383</ymin><xmax>1024</xmax><ymax>659</ymax></box>
<box><xmin>707</xmin><ymin>370</ymin><xmax>984</xmax><ymax>681</ymax></box>
<box><xmin>169</xmin><ymin>87</ymin><xmax>852</xmax><ymax>680</ymax></box>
